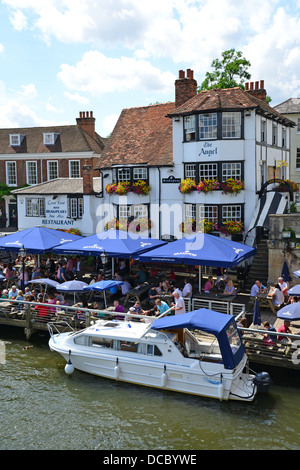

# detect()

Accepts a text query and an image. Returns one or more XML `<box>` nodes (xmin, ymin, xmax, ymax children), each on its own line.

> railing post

<box><xmin>24</xmin><ymin>303</ymin><xmax>32</xmax><ymax>340</ymax></box>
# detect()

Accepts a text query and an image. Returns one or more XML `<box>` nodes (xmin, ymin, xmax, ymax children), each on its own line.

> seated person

<box><xmin>154</xmin><ymin>298</ymin><xmax>170</xmax><ymax>316</ymax></box>
<box><xmin>223</xmin><ymin>279</ymin><xmax>236</xmax><ymax>296</ymax></box>
<box><xmin>277</xmin><ymin>320</ymin><xmax>293</xmax><ymax>342</ymax></box>
<box><xmin>270</xmin><ymin>283</ymin><xmax>284</xmax><ymax>307</ymax></box>
<box><xmin>182</xmin><ymin>278</ymin><xmax>193</xmax><ymax>298</ymax></box>
<box><xmin>263</xmin><ymin>321</ymin><xmax>277</xmax><ymax>345</ymax></box>
<box><xmin>148</xmin><ymin>285</ymin><xmax>160</xmax><ymax>305</ymax></box>
<box><xmin>161</xmin><ymin>278</ymin><xmax>171</xmax><ymax>293</ymax></box>
<box><xmin>121</xmin><ymin>279</ymin><xmax>131</xmax><ymax>295</ymax></box>
<box><xmin>204</xmin><ymin>276</ymin><xmax>215</xmax><ymax>293</ymax></box>
<box><xmin>114</xmin><ymin>299</ymin><xmax>125</xmax><ymax>320</ymax></box>
<box><xmin>278</xmin><ymin>277</ymin><xmax>288</xmax><ymax>298</ymax></box>
<box><xmin>250</xmin><ymin>280</ymin><xmax>263</xmax><ymax>297</ymax></box>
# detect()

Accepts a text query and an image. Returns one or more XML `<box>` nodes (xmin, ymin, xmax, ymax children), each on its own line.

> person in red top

<box><xmin>34</xmin><ymin>301</ymin><xmax>50</xmax><ymax>320</ymax></box>
<box><xmin>277</xmin><ymin>320</ymin><xmax>293</xmax><ymax>342</ymax></box>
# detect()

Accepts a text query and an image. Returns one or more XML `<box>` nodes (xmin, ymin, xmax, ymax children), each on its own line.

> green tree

<box><xmin>199</xmin><ymin>48</ymin><xmax>251</xmax><ymax>91</ymax></box>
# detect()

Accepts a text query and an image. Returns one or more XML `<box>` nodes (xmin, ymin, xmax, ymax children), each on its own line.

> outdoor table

<box><xmin>255</xmin><ymin>293</ymin><xmax>277</xmax><ymax>315</ymax></box>
<box><xmin>193</xmin><ymin>292</ymin><xmax>236</xmax><ymax>303</ymax></box>
<box><xmin>124</xmin><ymin>283</ymin><xmax>151</xmax><ymax>306</ymax></box>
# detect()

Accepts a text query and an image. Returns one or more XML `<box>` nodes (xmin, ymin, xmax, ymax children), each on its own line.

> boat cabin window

<box><xmin>146</xmin><ymin>344</ymin><xmax>162</xmax><ymax>357</ymax></box>
<box><xmin>74</xmin><ymin>335</ymin><xmax>90</xmax><ymax>346</ymax></box>
<box><xmin>119</xmin><ymin>341</ymin><xmax>139</xmax><ymax>353</ymax></box>
<box><xmin>226</xmin><ymin>322</ymin><xmax>241</xmax><ymax>353</ymax></box>
<box><xmin>91</xmin><ymin>337</ymin><xmax>113</xmax><ymax>349</ymax></box>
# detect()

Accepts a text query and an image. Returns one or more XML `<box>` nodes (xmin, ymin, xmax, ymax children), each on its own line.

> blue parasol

<box><xmin>287</xmin><ymin>285</ymin><xmax>300</xmax><ymax>296</ymax></box>
<box><xmin>83</xmin><ymin>280</ymin><xmax>124</xmax><ymax>308</ymax></box>
<box><xmin>253</xmin><ymin>298</ymin><xmax>261</xmax><ymax>326</ymax></box>
<box><xmin>281</xmin><ymin>260</ymin><xmax>291</xmax><ymax>282</ymax></box>
<box><xmin>277</xmin><ymin>302</ymin><xmax>300</xmax><ymax>320</ymax></box>
<box><xmin>0</xmin><ymin>226</ymin><xmax>82</xmax><ymax>254</ymax></box>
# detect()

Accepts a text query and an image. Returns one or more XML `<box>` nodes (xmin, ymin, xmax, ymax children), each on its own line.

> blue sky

<box><xmin>0</xmin><ymin>0</ymin><xmax>300</xmax><ymax>138</ymax></box>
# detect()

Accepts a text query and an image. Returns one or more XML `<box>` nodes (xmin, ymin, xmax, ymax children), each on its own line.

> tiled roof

<box><xmin>167</xmin><ymin>87</ymin><xmax>295</xmax><ymax>126</ymax></box>
<box><xmin>0</xmin><ymin>125</ymin><xmax>105</xmax><ymax>155</ymax></box>
<box><xmin>11</xmin><ymin>177</ymin><xmax>102</xmax><ymax>195</ymax></box>
<box><xmin>98</xmin><ymin>102</ymin><xmax>175</xmax><ymax>168</ymax></box>
<box><xmin>274</xmin><ymin>98</ymin><xmax>300</xmax><ymax>115</ymax></box>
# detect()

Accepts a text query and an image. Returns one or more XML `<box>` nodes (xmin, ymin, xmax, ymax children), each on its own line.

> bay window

<box><xmin>222</xmin><ymin>112</ymin><xmax>241</xmax><ymax>138</ymax></box>
<box><xmin>199</xmin><ymin>113</ymin><xmax>217</xmax><ymax>140</ymax></box>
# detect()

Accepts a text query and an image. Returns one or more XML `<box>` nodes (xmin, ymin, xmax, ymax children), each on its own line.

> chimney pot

<box><xmin>179</xmin><ymin>70</ymin><xmax>185</xmax><ymax>79</ymax></box>
<box><xmin>260</xmin><ymin>80</ymin><xmax>264</xmax><ymax>89</ymax></box>
<box><xmin>76</xmin><ymin>110</ymin><xmax>96</xmax><ymax>139</ymax></box>
<box><xmin>186</xmin><ymin>69</ymin><xmax>194</xmax><ymax>79</ymax></box>
<box><xmin>245</xmin><ymin>82</ymin><xmax>249</xmax><ymax>91</ymax></box>
<box><xmin>255</xmin><ymin>81</ymin><xmax>259</xmax><ymax>90</ymax></box>
<box><xmin>250</xmin><ymin>82</ymin><xmax>254</xmax><ymax>90</ymax></box>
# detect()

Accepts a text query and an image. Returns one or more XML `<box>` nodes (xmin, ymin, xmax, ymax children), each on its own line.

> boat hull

<box><xmin>49</xmin><ymin>336</ymin><xmax>257</xmax><ymax>402</ymax></box>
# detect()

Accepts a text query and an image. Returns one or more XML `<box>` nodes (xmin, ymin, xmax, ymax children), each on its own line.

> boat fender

<box><xmin>114</xmin><ymin>357</ymin><xmax>120</xmax><ymax>379</ymax></box>
<box><xmin>161</xmin><ymin>365</ymin><xmax>167</xmax><ymax>389</ymax></box>
<box><xmin>218</xmin><ymin>374</ymin><xmax>224</xmax><ymax>401</ymax></box>
<box><xmin>65</xmin><ymin>350</ymin><xmax>75</xmax><ymax>375</ymax></box>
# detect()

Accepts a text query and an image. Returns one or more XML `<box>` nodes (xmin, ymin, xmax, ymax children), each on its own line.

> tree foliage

<box><xmin>199</xmin><ymin>48</ymin><xmax>251</xmax><ymax>91</ymax></box>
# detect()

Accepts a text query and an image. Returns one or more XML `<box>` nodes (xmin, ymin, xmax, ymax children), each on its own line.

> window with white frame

<box><xmin>118</xmin><ymin>168</ymin><xmax>131</xmax><ymax>182</ymax></box>
<box><xmin>222</xmin><ymin>162</ymin><xmax>242</xmax><ymax>181</ymax></box>
<box><xmin>67</xmin><ymin>197</ymin><xmax>83</xmax><ymax>219</ymax></box>
<box><xmin>222</xmin><ymin>205</ymin><xmax>242</xmax><ymax>222</ymax></box>
<box><xmin>185</xmin><ymin>164</ymin><xmax>197</xmax><ymax>180</ymax></box>
<box><xmin>272</xmin><ymin>123</ymin><xmax>278</xmax><ymax>146</ymax></box>
<box><xmin>69</xmin><ymin>160</ymin><xmax>80</xmax><ymax>178</ymax></box>
<box><xmin>199</xmin><ymin>163</ymin><xmax>218</xmax><ymax>180</ymax></box>
<box><xmin>119</xmin><ymin>205</ymin><xmax>131</xmax><ymax>219</ymax></box>
<box><xmin>25</xmin><ymin>198</ymin><xmax>45</xmax><ymax>217</ymax></box>
<box><xmin>43</xmin><ymin>133</ymin><xmax>56</xmax><ymax>145</ymax></box>
<box><xmin>261</xmin><ymin>120</ymin><xmax>267</xmax><ymax>142</ymax></box>
<box><xmin>296</xmin><ymin>148</ymin><xmax>300</xmax><ymax>169</ymax></box>
<box><xmin>184</xmin><ymin>115</ymin><xmax>196</xmax><ymax>141</ymax></box>
<box><xmin>222</xmin><ymin>112</ymin><xmax>241</xmax><ymax>138</ymax></box>
<box><xmin>185</xmin><ymin>204</ymin><xmax>196</xmax><ymax>221</ymax></box>
<box><xmin>198</xmin><ymin>205</ymin><xmax>218</xmax><ymax>223</ymax></box>
<box><xmin>26</xmin><ymin>161</ymin><xmax>38</xmax><ymax>185</ymax></box>
<box><xmin>9</xmin><ymin>134</ymin><xmax>24</xmax><ymax>147</ymax></box>
<box><xmin>133</xmin><ymin>204</ymin><xmax>148</xmax><ymax>219</ymax></box>
<box><xmin>47</xmin><ymin>161</ymin><xmax>59</xmax><ymax>180</ymax></box>
<box><xmin>6</xmin><ymin>161</ymin><xmax>17</xmax><ymax>186</ymax></box>
<box><xmin>133</xmin><ymin>167</ymin><xmax>147</xmax><ymax>181</ymax></box>
<box><xmin>282</xmin><ymin>127</ymin><xmax>286</xmax><ymax>148</ymax></box>
<box><xmin>297</xmin><ymin>118</ymin><xmax>300</xmax><ymax>133</ymax></box>
<box><xmin>199</xmin><ymin>113</ymin><xmax>217</xmax><ymax>140</ymax></box>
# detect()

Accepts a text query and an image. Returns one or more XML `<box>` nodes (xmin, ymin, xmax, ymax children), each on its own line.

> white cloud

<box><xmin>102</xmin><ymin>113</ymin><xmax>119</xmax><ymax>135</ymax></box>
<box><xmin>64</xmin><ymin>91</ymin><xmax>90</xmax><ymax>105</ymax></box>
<box><xmin>0</xmin><ymin>100</ymin><xmax>68</xmax><ymax>127</ymax></box>
<box><xmin>0</xmin><ymin>44</ymin><xmax>4</xmax><ymax>53</ymax></box>
<box><xmin>58</xmin><ymin>51</ymin><xmax>176</xmax><ymax>96</ymax></box>
<box><xmin>9</xmin><ymin>83</ymin><xmax>38</xmax><ymax>99</ymax></box>
<box><xmin>9</xmin><ymin>8</ymin><xmax>27</xmax><ymax>31</ymax></box>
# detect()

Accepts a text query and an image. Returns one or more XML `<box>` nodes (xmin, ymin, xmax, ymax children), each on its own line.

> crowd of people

<box><xmin>250</xmin><ymin>276</ymin><xmax>291</xmax><ymax>308</ymax></box>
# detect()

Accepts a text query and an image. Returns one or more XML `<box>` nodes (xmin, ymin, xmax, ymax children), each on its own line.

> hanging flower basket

<box><xmin>221</xmin><ymin>179</ymin><xmax>244</xmax><ymax>194</ymax></box>
<box><xmin>179</xmin><ymin>219</ymin><xmax>218</xmax><ymax>234</ymax></box>
<box><xmin>131</xmin><ymin>180</ymin><xmax>151</xmax><ymax>195</ymax></box>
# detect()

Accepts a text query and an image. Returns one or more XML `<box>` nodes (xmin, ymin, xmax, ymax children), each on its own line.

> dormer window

<box><xmin>43</xmin><ymin>132</ymin><xmax>59</xmax><ymax>145</ymax></box>
<box><xmin>9</xmin><ymin>134</ymin><xmax>25</xmax><ymax>147</ymax></box>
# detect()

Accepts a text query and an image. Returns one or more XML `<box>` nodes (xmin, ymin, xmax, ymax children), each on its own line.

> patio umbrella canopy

<box><xmin>30</xmin><ymin>278</ymin><xmax>61</xmax><ymax>289</ymax></box>
<box><xmin>287</xmin><ymin>285</ymin><xmax>300</xmax><ymax>296</ymax></box>
<box><xmin>83</xmin><ymin>280</ymin><xmax>124</xmax><ymax>292</ymax></box>
<box><xmin>138</xmin><ymin>233</ymin><xmax>256</xmax><ymax>267</ymax></box>
<box><xmin>277</xmin><ymin>302</ymin><xmax>300</xmax><ymax>320</ymax></box>
<box><xmin>56</xmin><ymin>280</ymin><xmax>88</xmax><ymax>292</ymax></box>
<box><xmin>0</xmin><ymin>226</ymin><xmax>82</xmax><ymax>254</ymax></box>
<box><xmin>52</xmin><ymin>229</ymin><xmax>167</xmax><ymax>258</ymax></box>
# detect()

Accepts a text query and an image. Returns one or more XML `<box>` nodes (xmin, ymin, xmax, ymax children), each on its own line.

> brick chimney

<box><xmin>244</xmin><ymin>80</ymin><xmax>267</xmax><ymax>102</ymax></box>
<box><xmin>76</xmin><ymin>111</ymin><xmax>96</xmax><ymax>139</ymax></box>
<box><xmin>82</xmin><ymin>159</ymin><xmax>93</xmax><ymax>195</ymax></box>
<box><xmin>175</xmin><ymin>69</ymin><xmax>198</xmax><ymax>108</ymax></box>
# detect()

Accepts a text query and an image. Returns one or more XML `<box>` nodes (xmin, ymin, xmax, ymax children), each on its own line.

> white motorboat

<box><xmin>48</xmin><ymin>308</ymin><xmax>271</xmax><ymax>402</ymax></box>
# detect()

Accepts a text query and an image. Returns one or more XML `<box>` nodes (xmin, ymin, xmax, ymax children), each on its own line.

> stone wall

<box><xmin>268</xmin><ymin>213</ymin><xmax>300</xmax><ymax>285</ymax></box>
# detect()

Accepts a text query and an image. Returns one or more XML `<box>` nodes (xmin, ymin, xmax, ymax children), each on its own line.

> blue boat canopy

<box><xmin>151</xmin><ymin>309</ymin><xmax>245</xmax><ymax>370</ymax></box>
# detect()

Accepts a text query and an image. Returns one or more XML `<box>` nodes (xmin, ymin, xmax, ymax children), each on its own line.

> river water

<box><xmin>1</xmin><ymin>325</ymin><xmax>300</xmax><ymax>451</ymax></box>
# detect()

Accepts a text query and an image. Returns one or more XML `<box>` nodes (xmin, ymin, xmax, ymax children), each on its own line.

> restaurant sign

<box><xmin>41</xmin><ymin>199</ymin><xmax>75</xmax><ymax>227</ymax></box>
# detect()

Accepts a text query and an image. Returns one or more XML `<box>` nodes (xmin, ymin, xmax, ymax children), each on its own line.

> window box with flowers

<box><xmin>197</xmin><ymin>179</ymin><xmax>221</xmax><ymax>193</ymax></box>
<box><xmin>221</xmin><ymin>179</ymin><xmax>245</xmax><ymax>195</ymax></box>
<box><xmin>105</xmin><ymin>218</ymin><xmax>152</xmax><ymax>233</ymax></box>
<box><xmin>179</xmin><ymin>218</ymin><xmax>218</xmax><ymax>234</ymax></box>
<box><xmin>276</xmin><ymin>180</ymin><xmax>299</xmax><ymax>193</ymax></box>
<box><xmin>105</xmin><ymin>180</ymin><xmax>151</xmax><ymax>196</ymax></box>
<box><xmin>178</xmin><ymin>178</ymin><xmax>198</xmax><ymax>194</ymax></box>
<box><xmin>219</xmin><ymin>220</ymin><xmax>244</xmax><ymax>240</ymax></box>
